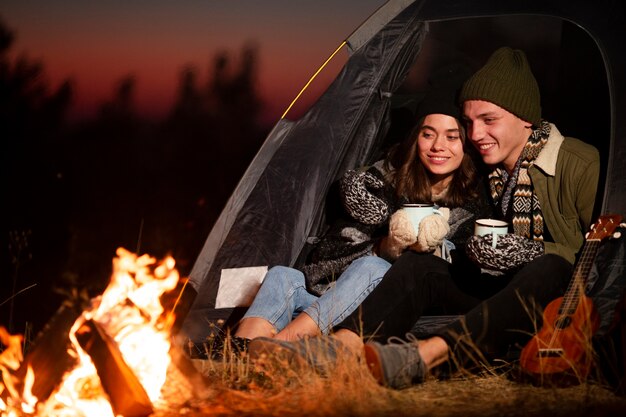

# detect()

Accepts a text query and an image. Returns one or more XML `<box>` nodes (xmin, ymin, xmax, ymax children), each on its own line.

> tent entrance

<box><xmin>180</xmin><ymin>5</ymin><xmax>614</xmax><ymax>344</ymax></box>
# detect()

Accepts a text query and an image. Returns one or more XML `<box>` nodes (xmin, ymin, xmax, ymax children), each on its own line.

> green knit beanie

<box><xmin>459</xmin><ymin>47</ymin><xmax>541</xmax><ymax>126</ymax></box>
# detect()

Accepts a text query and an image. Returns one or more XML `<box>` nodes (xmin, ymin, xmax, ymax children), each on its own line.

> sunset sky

<box><xmin>3</xmin><ymin>0</ymin><xmax>386</xmax><ymax>124</ymax></box>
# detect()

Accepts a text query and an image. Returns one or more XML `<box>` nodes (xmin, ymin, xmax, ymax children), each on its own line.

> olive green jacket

<box><xmin>529</xmin><ymin>123</ymin><xmax>600</xmax><ymax>264</ymax></box>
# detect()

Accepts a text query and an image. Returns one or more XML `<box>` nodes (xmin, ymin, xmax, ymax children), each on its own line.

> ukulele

<box><xmin>519</xmin><ymin>214</ymin><xmax>623</xmax><ymax>385</ymax></box>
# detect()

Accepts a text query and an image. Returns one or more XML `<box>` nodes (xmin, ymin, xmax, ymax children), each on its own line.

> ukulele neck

<box><xmin>558</xmin><ymin>239</ymin><xmax>601</xmax><ymax>316</ymax></box>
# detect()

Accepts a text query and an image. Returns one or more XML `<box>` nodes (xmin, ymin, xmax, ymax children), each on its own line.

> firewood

<box><xmin>167</xmin><ymin>340</ymin><xmax>213</xmax><ymax>398</ymax></box>
<box><xmin>6</xmin><ymin>301</ymin><xmax>84</xmax><ymax>404</ymax></box>
<box><xmin>75</xmin><ymin>319</ymin><xmax>153</xmax><ymax>417</ymax></box>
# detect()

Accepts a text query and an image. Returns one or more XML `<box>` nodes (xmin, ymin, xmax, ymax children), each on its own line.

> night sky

<box><xmin>3</xmin><ymin>0</ymin><xmax>386</xmax><ymax>123</ymax></box>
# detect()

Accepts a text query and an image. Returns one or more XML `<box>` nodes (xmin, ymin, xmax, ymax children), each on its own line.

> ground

<box><xmin>152</xmin><ymin>352</ymin><xmax>626</xmax><ymax>417</ymax></box>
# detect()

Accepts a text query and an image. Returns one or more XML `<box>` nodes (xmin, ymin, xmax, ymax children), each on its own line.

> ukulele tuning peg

<box><xmin>613</xmin><ymin>231</ymin><xmax>622</xmax><ymax>239</ymax></box>
<box><xmin>620</xmin><ymin>223</ymin><xmax>626</xmax><ymax>228</ymax></box>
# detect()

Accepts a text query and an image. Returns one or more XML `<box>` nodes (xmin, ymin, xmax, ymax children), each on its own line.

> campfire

<box><xmin>1</xmin><ymin>248</ymin><xmax>206</xmax><ymax>417</ymax></box>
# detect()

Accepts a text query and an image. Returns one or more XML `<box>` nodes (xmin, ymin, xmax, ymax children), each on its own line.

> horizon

<box><xmin>2</xmin><ymin>0</ymin><xmax>386</xmax><ymax>125</ymax></box>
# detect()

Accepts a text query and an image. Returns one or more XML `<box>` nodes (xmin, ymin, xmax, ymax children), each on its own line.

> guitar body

<box><xmin>520</xmin><ymin>294</ymin><xmax>600</xmax><ymax>385</ymax></box>
<box><xmin>519</xmin><ymin>214</ymin><xmax>622</xmax><ymax>386</ymax></box>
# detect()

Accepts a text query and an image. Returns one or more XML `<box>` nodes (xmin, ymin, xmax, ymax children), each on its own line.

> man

<box><xmin>361</xmin><ymin>46</ymin><xmax>600</xmax><ymax>388</ymax></box>
<box><xmin>249</xmin><ymin>47</ymin><xmax>600</xmax><ymax>389</ymax></box>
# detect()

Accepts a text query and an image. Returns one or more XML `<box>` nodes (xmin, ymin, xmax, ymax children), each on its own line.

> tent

<box><xmin>179</xmin><ymin>0</ymin><xmax>626</xmax><ymax>348</ymax></box>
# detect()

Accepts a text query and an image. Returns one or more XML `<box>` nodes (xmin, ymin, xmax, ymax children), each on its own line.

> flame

<box><xmin>43</xmin><ymin>346</ymin><xmax>115</xmax><ymax>417</ymax></box>
<box><xmin>88</xmin><ymin>248</ymin><xmax>178</xmax><ymax>401</ymax></box>
<box><xmin>0</xmin><ymin>326</ymin><xmax>32</xmax><ymax>415</ymax></box>
<box><xmin>0</xmin><ymin>327</ymin><xmax>25</xmax><ymax>401</ymax></box>
<box><xmin>21</xmin><ymin>366</ymin><xmax>38</xmax><ymax>413</ymax></box>
<box><xmin>1</xmin><ymin>248</ymin><xmax>181</xmax><ymax>416</ymax></box>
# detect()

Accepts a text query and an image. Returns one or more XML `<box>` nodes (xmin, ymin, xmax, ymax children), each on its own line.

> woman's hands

<box><xmin>380</xmin><ymin>208</ymin><xmax>450</xmax><ymax>260</ymax></box>
<box><xmin>379</xmin><ymin>210</ymin><xmax>417</xmax><ymax>260</ymax></box>
<box><xmin>411</xmin><ymin>210</ymin><xmax>450</xmax><ymax>252</ymax></box>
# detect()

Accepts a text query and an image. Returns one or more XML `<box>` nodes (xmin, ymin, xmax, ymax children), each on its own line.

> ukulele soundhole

<box><xmin>554</xmin><ymin>315</ymin><xmax>571</xmax><ymax>329</ymax></box>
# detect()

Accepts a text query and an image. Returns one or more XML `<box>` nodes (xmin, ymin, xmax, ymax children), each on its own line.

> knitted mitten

<box><xmin>386</xmin><ymin>210</ymin><xmax>417</xmax><ymax>259</ymax></box>
<box><xmin>466</xmin><ymin>233</ymin><xmax>544</xmax><ymax>272</ymax></box>
<box><xmin>414</xmin><ymin>213</ymin><xmax>450</xmax><ymax>252</ymax></box>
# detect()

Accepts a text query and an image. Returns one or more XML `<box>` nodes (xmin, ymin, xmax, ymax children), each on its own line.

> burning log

<box><xmin>75</xmin><ymin>319</ymin><xmax>153</xmax><ymax>417</ymax></box>
<box><xmin>7</xmin><ymin>301</ymin><xmax>85</xmax><ymax>405</ymax></box>
<box><xmin>168</xmin><ymin>339</ymin><xmax>214</xmax><ymax>396</ymax></box>
<box><xmin>2</xmin><ymin>249</ymin><xmax>214</xmax><ymax>415</ymax></box>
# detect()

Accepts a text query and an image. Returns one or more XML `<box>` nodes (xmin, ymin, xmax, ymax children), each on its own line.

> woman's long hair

<box><xmin>384</xmin><ymin>116</ymin><xmax>479</xmax><ymax>207</ymax></box>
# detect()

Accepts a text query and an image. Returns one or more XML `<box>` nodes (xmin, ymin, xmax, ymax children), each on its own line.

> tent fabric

<box><xmin>182</xmin><ymin>1</ymin><xmax>428</xmax><ymax>342</ymax></box>
<box><xmin>588</xmin><ymin>226</ymin><xmax>626</xmax><ymax>336</ymax></box>
<box><xmin>345</xmin><ymin>0</ymin><xmax>421</xmax><ymax>53</ymax></box>
<box><xmin>180</xmin><ymin>0</ymin><xmax>626</xmax><ymax>345</ymax></box>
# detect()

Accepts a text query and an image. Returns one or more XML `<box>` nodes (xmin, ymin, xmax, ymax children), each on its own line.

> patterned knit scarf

<box><xmin>488</xmin><ymin>120</ymin><xmax>551</xmax><ymax>240</ymax></box>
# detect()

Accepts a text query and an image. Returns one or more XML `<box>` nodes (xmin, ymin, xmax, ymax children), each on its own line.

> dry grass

<box><xmin>153</xmin><ymin>346</ymin><xmax>626</xmax><ymax>417</ymax></box>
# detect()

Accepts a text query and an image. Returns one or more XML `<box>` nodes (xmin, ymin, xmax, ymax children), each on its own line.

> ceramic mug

<box><xmin>474</xmin><ymin>219</ymin><xmax>509</xmax><ymax>248</ymax></box>
<box><xmin>402</xmin><ymin>203</ymin><xmax>443</xmax><ymax>234</ymax></box>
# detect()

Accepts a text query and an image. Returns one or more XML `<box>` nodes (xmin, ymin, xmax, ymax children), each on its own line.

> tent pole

<box><xmin>281</xmin><ymin>41</ymin><xmax>347</xmax><ymax>119</ymax></box>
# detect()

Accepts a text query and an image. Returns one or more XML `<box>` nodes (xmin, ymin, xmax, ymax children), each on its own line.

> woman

<box><xmin>250</xmin><ymin>47</ymin><xmax>594</xmax><ymax>392</ymax></box>
<box><xmin>214</xmin><ymin>83</ymin><xmax>490</xmax><ymax>358</ymax></box>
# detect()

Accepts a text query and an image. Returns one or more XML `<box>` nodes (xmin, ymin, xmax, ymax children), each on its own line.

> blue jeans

<box><xmin>242</xmin><ymin>256</ymin><xmax>391</xmax><ymax>334</ymax></box>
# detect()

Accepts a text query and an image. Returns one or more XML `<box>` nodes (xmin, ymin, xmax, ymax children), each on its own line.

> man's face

<box><xmin>463</xmin><ymin>100</ymin><xmax>532</xmax><ymax>173</ymax></box>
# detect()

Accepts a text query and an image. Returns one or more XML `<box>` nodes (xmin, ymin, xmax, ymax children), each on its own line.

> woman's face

<box><xmin>417</xmin><ymin>113</ymin><xmax>464</xmax><ymax>182</ymax></box>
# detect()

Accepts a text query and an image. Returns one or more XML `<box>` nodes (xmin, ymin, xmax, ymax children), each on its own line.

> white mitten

<box><xmin>386</xmin><ymin>210</ymin><xmax>418</xmax><ymax>259</ymax></box>
<box><xmin>438</xmin><ymin>207</ymin><xmax>451</xmax><ymax>222</ymax></box>
<box><xmin>413</xmin><ymin>213</ymin><xmax>450</xmax><ymax>252</ymax></box>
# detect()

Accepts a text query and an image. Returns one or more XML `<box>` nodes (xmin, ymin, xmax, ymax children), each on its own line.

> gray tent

<box><xmin>180</xmin><ymin>0</ymin><xmax>626</xmax><ymax>347</ymax></box>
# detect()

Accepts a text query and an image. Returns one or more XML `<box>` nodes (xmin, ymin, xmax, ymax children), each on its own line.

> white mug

<box><xmin>474</xmin><ymin>219</ymin><xmax>509</xmax><ymax>248</ymax></box>
<box><xmin>402</xmin><ymin>203</ymin><xmax>443</xmax><ymax>235</ymax></box>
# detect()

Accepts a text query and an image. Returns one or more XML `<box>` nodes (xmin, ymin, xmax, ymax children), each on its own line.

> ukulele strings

<box><xmin>546</xmin><ymin>239</ymin><xmax>600</xmax><ymax>349</ymax></box>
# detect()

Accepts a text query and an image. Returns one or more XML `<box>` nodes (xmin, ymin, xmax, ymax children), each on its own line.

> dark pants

<box><xmin>336</xmin><ymin>251</ymin><xmax>573</xmax><ymax>361</ymax></box>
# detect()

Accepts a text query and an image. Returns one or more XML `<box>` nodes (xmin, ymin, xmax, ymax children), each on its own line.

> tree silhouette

<box><xmin>154</xmin><ymin>44</ymin><xmax>267</xmax><ymax>273</ymax></box>
<box><xmin>98</xmin><ymin>75</ymin><xmax>137</xmax><ymax>125</ymax></box>
<box><xmin>2</xmin><ymin>17</ymin><xmax>73</xmax><ymax>334</ymax></box>
<box><xmin>3</xmin><ymin>12</ymin><xmax>269</xmax><ymax>335</ymax></box>
<box><xmin>55</xmin><ymin>44</ymin><xmax>268</xmax><ymax>298</ymax></box>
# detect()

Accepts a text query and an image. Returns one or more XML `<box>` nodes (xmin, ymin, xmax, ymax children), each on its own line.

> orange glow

<box><xmin>3</xmin><ymin>0</ymin><xmax>387</xmax><ymax>125</ymax></box>
<box><xmin>0</xmin><ymin>327</ymin><xmax>27</xmax><ymax>413</ymax></box>
<box><xmin>1</xmin><ymin>248</ymin><xmax>181</xmax><ymax>416</ymax></box>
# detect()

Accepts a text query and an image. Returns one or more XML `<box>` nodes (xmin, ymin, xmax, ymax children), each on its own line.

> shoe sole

<box><xmin>363</xmin><ymin>343</ymin><xmax>386</xmax><ymax>386</ymax></box>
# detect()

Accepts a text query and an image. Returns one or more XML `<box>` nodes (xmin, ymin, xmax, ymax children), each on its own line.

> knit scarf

<box><xmin>488</xmin><ymin>120</ymin><xmax>550</xmax><ymax>240</ymax></box>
